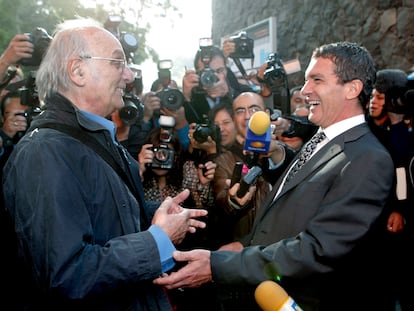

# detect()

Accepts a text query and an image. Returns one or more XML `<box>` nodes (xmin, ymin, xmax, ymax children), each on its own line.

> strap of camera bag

<box><xmin>36</xmin><ymin>122</ymin><xmax>140</xmax><ymax>202</ymax></box>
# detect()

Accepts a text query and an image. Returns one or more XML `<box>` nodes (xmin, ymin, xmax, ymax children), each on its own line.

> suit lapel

<box><xmin>256</xmin><ymin>123</ymin><xmax>370</xmax><ymax>221</ymax></box>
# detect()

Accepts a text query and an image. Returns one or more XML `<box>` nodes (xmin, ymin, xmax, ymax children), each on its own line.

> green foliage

<box><xmin>0</xmin><ymin>0</ymin><xmax>181</xmax><ymax>66</ymax></box>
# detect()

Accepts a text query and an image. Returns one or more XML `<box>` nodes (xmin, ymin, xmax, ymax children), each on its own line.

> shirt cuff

<box><xmin>148</xmin><ymin>225</ymin><xmax>177</xmax><ymax>273</ymax></box>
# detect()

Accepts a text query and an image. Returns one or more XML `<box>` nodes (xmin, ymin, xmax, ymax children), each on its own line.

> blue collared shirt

<box><xmin>79</xmin><ymin>110</ymin><xmax>177</xmax><ymax>272</ymax></box>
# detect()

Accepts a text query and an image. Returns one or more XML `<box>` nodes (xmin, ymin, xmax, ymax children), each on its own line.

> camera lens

<box><xmin>193</xmin><ymin>124</ymin><xmax>211</xmax><ymax>143</ymax></box>
<box><xmin>120</xmin><ymin>94</ymin><xmax>143</xmax><ymax>125</ymax></box>
<box><xmin>154</xmin><ymin>148</ymin><xmax>169</xmax><ymax>162</ymax></box>
<box><xmin>157</xmin><ymin>88</ymin><xmax>184</xmax><ymax>111</ymax></box>
<box><xmin>200</xmin><ymin>69</ymin><xmax>218</xmax><ymax>88</ymax></box>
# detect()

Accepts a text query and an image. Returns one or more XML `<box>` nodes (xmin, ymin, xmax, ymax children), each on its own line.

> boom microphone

<box><xmin>255</xmin><ymin>280</ymin><xmax>303</xmax><ymax>311</ymax></box>
<box><xmin>244</xmin><ymin>111</ymin><xmax>272</xmax><ymax>153</ymax></box>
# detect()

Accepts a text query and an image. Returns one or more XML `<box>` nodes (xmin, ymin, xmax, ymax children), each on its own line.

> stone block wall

<box><xmin>212</xmin><ymin>0</ymin><xmax>414</xmax><ymax>87</ymax></box>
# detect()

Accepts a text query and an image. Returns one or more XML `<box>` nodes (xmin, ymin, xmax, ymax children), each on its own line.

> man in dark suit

<box><xmin>154</xmin><ymin>42</ymin><xmax>395</xmax><ymax>311</ymax></box>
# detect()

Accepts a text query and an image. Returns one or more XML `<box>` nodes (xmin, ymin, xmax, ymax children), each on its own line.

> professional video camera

<box><xmin>197</xmin><ymin>38</ymin><xmax>219</xmax><ymax>88</ymax></box>
<box><xmin>193</xmin><ymin>114</ymin><xmax>221</xmax><ymax>144</ymax></box>
<box><xmin>146</xmin><ymin>115</ymin><xmax>176</xmax><ymax>170</ymax></box>
<box><xmin>19</xmin><ymin>27</ymin><xmax>52</xmax><ymax>67</ymax></box>
<box><xmin>155</xmin><ymin>59</ymin><xmax>185</xmax><ymax>111</ymax></box>
<box><xmin>229</xmin><ymin>31</ymin><xmax>254</xmax><ymax>59</ymax></box>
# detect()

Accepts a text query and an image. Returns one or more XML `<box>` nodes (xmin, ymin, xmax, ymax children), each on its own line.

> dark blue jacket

<box><xmin>2</xmin><ymin>93</ymin><xmax>171</xmax><ymax>310</ymax></box>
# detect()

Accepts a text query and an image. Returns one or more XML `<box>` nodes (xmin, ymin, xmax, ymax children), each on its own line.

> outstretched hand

<box><xmin>152</xmin><ymin>189</ymin><xmax>208</xmax><ymax>245</ymax></box>
<box><xmin>153</xmin><ymin>249</ymin><xmax>212</xmax><ymax>289</ymax></box>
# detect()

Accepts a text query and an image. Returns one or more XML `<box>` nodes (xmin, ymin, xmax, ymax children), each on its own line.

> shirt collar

<box><xmin>79</xmin><ymin>110</ymin><xmax>117</xmax><ymax>143</ymax></box>
<box><xmin>322</xmin><ymin>114</ymin><xmax>365</xmax><ymax>141</ymax></box>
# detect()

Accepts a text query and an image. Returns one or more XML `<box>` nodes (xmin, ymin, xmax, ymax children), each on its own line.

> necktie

<box><xmin>284</xmin><ymin>131</ymin><xmax>326</xmax><ymax>184</ymax></box>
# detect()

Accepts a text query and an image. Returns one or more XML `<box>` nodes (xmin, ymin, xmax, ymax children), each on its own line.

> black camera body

<box><xmin>157</xmin><ymin>87</ymin><xmax>185</xmax><ymax>111</ymax></box>
<box><xmin>120</xmin><ymin>93</ymin><xmax>144</xmax><ymax>125</ymax></box>
<box><xmin>193</xmin><ymin>116</ymin><xmax>221</xmax><ymax>144</ymax></box>
<box><xmin>146</xmin><ymin>115</ymin><xmax>176</xmax><ymax>170</ymax></box>
<box><xmin>14</xmin><ymin>107</ymin><xmax>42</xmax><ymax>122</ymax></box>
<box><xmin>263</xmin><ymin>53</ymin><xmax>287</xmax><ymax>86</ymax></box>
<box><xmin>150</xmin><ymin>144</ymin><xmax>175</xmax><ymax>170</ymax></box>
<box><xmin>104</xmin><ymin>15</ymin><xmax>138</xmax><ymax>56</ymax></box>
<box><xmin>155</xmin><ymin>59</ymin><xmax>185</xmax><ymax>111</ymax></box>
<box><xmin>197</xmin><ymin>38</ymin><xmax>218</xmax><ymax>88</ymax></box>
<box><xmin>229</xmin><ymin>31</ymin><xmax>254</xmax><ymax>59</ymax></box>
<box><xmin>199</xmin><ymin>68</ymin><xmax>218</xmax><ymax>88</ymax></box>
<box><xmin>20</xmin><ymin>27</ymin><xmax>52</xmax><ymax>67</ymax></box>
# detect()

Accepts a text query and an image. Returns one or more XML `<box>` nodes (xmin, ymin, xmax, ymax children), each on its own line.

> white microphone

<box><xmin>254</xmin><ymin>280</ymin><xmax>303</xmax><ymax>311</ymax></box>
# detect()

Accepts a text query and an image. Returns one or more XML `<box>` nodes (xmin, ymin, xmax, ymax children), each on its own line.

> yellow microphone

<box><xmin>254</xmin><ymin>280</ymin><xmax>303</xmax><ymax>311</ymax></box>
<box><xmin>244</xmin><ymin>111</ymin><xmax>272</xmax><ymax>153</ymax></box>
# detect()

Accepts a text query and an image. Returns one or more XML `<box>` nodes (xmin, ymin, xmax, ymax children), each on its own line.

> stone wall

<box><xmin>211</xmin><ymin>0</ymin><xmax>414</xmax><ymax>87</ymax></box>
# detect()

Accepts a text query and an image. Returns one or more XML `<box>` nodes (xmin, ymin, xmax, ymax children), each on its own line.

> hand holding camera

<box><xmin>2</xmin><ymin>110</ymin><xmax>28</xmax><ymax>139</ymax></box>
<box><xmin>142</xmin><ymin>92</ymin><xmax>161</xmax><ymax>121</ymax></box>
<box><xmin>1</xmin><ymin>34</ymin><xmax>34</xmax><ymax>69</ymax></box>
<box><xmin>182</xmin><ymin>69</ymin><xmax>199</xmax><ymax>101</ymax></box>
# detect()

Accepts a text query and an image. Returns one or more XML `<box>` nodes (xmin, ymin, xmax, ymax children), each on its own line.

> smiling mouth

<box><xmin>307</xmin><ymin>100</ymin><xmax>321</xmax><ymax>106</ymax></box>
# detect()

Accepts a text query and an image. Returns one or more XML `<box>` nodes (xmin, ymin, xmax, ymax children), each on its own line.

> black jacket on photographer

<box><xmin>184</xmin><ymin>63</ymin><xmax>252</xmax><ymax>124</ymax></box>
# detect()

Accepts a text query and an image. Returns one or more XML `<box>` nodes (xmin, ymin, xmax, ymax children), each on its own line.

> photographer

<box><xmin>182</xmin><ymin>44</ymin><xmax>251</xmax><ymax>125</ymax></box>
<box><xmin>141</xmin><ymin>61</ymin><xmax>190</xmax><ymax>152</ymax></box>
<box><xmin>367</xmin><ymin>68</ymin><xmax>414</xmax><ymax>310</ymax></box>
<box><xmin>0</xmin><ymin>34</ymin><xmax>33</xmax><ymax>90</ymax></box>
<box><xmin>0</xmin><ymin>91</ymin><xmax>29</xmax><ymax>163</ymax></box>
<box><xmin>138</xmin><ymin>118</ymin><xmax>218</xmax><ymax>311</ymax></box>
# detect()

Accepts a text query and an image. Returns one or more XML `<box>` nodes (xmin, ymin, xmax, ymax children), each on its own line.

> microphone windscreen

<box><xmin>248</xmin><ymin>111</ymin><xmax>271</xmax><ymax>135</ymax></box>
<box><xmin>255</xmin><ymin>280</ymin><xmax>288</xmax><ymax>311</ymax></box>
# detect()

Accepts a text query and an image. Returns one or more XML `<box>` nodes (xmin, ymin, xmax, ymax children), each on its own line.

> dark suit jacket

<box><xmin>211</xmin><ymin>123</ymin><xmax>395</xmax><ymax>310</ymax></box>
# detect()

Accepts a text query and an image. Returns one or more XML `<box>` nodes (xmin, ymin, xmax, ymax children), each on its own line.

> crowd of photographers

<box><xmin>0</xmin><ymin>19</ymin><xmax>413</xmax><ymax>311</ymax></box>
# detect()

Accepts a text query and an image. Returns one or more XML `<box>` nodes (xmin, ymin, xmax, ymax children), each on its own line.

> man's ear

<box><xmin>346</xmin><ymin>79</ymin><xmax>363</xmax><ymax>100</ymax></box>
<box><xmin>67</xmin><ymin>58</ymin><xmax>85</xmax><ymax>86</ymax></box>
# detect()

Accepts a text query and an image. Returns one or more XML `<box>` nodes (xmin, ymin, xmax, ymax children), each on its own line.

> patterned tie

<box><xmin>284</xmin><ymin>131</ymin><xmax>326</xmax><ymax>184</ymax></box>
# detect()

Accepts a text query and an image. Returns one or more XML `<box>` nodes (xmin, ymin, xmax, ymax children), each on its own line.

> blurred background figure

<box><xmin>289</xmin><ymin>85</ymin><xmax>307</xmax><ymax>113</ymax></box>
<box><xmin>367</xmin><ymin>68</ymin><xmax>414</xmax><ymax>311</ymax></box>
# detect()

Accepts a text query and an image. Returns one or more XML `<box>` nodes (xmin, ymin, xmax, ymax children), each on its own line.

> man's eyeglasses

<box><xmin>234</xmin><ymin>106</ymin><xmax>263</xmax><ymax>115</ymax></box>
<box><xmin>80</xmin><ymin>55</ymin><xmax>126</xmax><ymax>71</ymax></box>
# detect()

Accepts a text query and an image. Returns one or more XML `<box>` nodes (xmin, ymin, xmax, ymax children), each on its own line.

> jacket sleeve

<box><xmin>3</xmin><ymin>132</ymin><xmax>163</xmax><ymax>299</ymax></box>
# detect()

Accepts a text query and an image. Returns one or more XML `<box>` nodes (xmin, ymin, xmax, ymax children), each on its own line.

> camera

<box><xmin>197</xmin><ymin>38</ymin><xmax>218</xmax><ymax>88</ymax></box>
<box><xmin>14</xmin><ymin>107</ymin><xmax>42</xmax><ymax>122</ymax></box>
<box><xmin>155</xmin><ymin>59</ymin><xmax>185</xmax><ymax>111</ymax></box>
<box><xmin>146</xmin><ymin>115</ymin><xmax>176</xmax><ymax>170</ymax></box>
<box><xmin>104</xmin><ymin>15</ymin><xmax>138</xmax><ymax>57</ymax></box>
<box><xmin>157</xmin><ymin>88</ymin><xmax>185</xmax><ymax>111</ymax></box>
<box><xmin>12</xmin><ymin>105</ymin><xmax>42</xmax><ymax>143</ymax></box>
<box><xmin>263</xmin><ymin>52</ymin><xmax>287</xmax><ymax>86</ymax></box>
<box><xmin>20</xmin><ymin>27</ymin><xmax>52</xmax><ymax>67</ymax></box>
<box><xmin>229</xmin><ymin>31</ymin><xmax>254</xmax><ymax>59</ymax></box>
<box><xmin>193</xmin><ymin>115</ymin><xmax>221</xmax><ymax>144</ymax></box>
<box><xmin>120</xmin><ymin>93</ymin><xmax>144</xmax><ymax>125</ymax></box>
<box><xmin>150</xmin><ymin>144</ymin><xmax>175</xmax><ymax>170</ymax></box>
